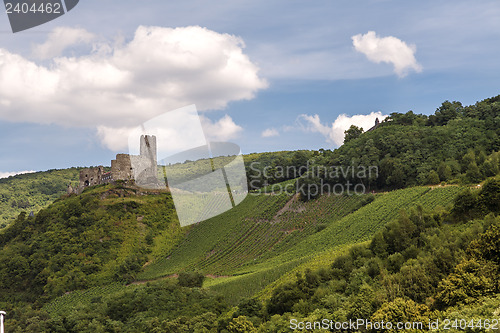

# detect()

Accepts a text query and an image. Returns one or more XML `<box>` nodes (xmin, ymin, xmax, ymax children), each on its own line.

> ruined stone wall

<box><xmin>130</xmin><ymin>155</ymin><xmax>157</xmax><ymax>185</ymax></box>
<box><xmin>111</xmin><ymin>154</ymin><xmax>133</xmax><ymax>180</ymax></box>
<box><xmin>131</xmin><ymin>135</ymin><xmax>158</xmax><ymax>185</ymax></box>
<box><xmin>74</xmin><ymin>135</ymin><xmax>158</xmax><ymax>192</ymax></box>
<box><xmin>79</xmin><ymin>166</ymin><xmax>104</xmax><ymax>187</ymax></box>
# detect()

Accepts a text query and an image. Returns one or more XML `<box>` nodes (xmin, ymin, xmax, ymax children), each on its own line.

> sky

<box><xmin>1</xmin><ymin>0</ymin><xmax>500</xmax><ymax>176</ymax></box>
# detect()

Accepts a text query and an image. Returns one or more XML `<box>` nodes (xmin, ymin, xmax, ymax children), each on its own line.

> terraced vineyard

<box><xmin>45</xmin><ymin>185</ymin><xmax>466</xmax><ymax>309</ymax></box>
<box><xmin>43</xmin><ymin>283</ymin><xmax>129</xmax><ymax>315</ymax></box>
<box><xmin>138</xmin><ymin>194</ymin><xmax>289</xmax><ymax>279</ymax></box>
<box><xmin>413</xmin><ymin>185</ymin><xmax>463</xmax><ymax>208</ymax></box>
<box><xmin>266</xmin><ymin>186</ymin><xmax>465</xmax><ymax>264</ymax></box>
<box><xmin>139</xmin><ymin>192</ymin><xmax>365</xmax><ymax>279</ymax></box>
<box><xmin>197</xmin><ymin>186</ymin><xmax>465</xmax><ymax>303</ymax></box>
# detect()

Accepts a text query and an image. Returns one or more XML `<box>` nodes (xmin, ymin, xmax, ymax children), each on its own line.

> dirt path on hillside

<box><xmin>275</xmin><ymin>193</ymin><xmax>302</xmax><ymax>216</ymax></box>
<box><xmin>428</xmin><ymin>184</ymin><xmax>461</xmax><ymax>189</ymax></box>
<box><xmin>128</xmin><ymin>274</ymin><xmax>232</xmax><ymax>286</ymax></box>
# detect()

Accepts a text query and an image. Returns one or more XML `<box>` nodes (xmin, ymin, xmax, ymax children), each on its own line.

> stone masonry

<box><xmin>72</xmin><ymin>135</ymin><xmax>158</xmax><ymax>193</ymax></box>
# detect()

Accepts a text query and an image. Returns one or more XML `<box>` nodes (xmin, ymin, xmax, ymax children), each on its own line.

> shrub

<box><xmin>177</xmin><ymin>272</ymin><xmax>205</xmax><ymax>288</ymax></box>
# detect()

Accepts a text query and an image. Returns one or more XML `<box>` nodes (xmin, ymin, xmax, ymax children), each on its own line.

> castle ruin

<box><xmin>73</xmin><ymin>135</ymin><xmax>158</xmax><ymax>193</ymax></box>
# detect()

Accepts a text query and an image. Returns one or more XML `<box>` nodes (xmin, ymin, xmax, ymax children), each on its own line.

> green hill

<box><xmin>0</xmin><ymin>168</ymin><xmax>81</xmax><ymax>228</ymax></box>
<box><xmin>0</xmin><ymin>183</ymin><xmax>186</xmax><ymax>303</ymax></box>
<box><xmin>1</xmin><ymin>95</ymin><xmax>500</xmax><ymax>332</ymax></box>
<box><xmin>311</xmin><ymin>95</ymin><xmax>500</xmax><ymax>190</ymax></box>
<box><xmin>35</xmin><ymin>180</ymin><xmax>499</xmax><ymax>332</ymax></box>
<box><xmin>39</xmin><ymin>184</ymin><xmax>462</xmax><ymax>311</ymax></box>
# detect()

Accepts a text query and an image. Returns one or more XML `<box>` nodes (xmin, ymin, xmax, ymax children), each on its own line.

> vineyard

<box><xmin>43</xmin><ymin>283</ymin><xmax>129</xmax><ymax>315</ymax></box>
<box><xmin>6</xmin><ymin>92</ymin><xmax>500</xmax><ymax>330</ymax></box>
<box><xmin>42</xmin><ymin>185</ymin><xmax>466</xmax><ymax>310</ymax></box>
<box><xmin>139</xmin><ymin>192</ymin><xmax>366</xmax><ymax>279</ymax></box>
<box><xmin>269</xmin><ymin>186</ymin><xmax>464</xmax><ymax>263</ymax></box>
<box><xmin>140</xmin><ymin>186</ymin><xmax>464</xmax><ymax>283</ymax></box>
<box><xmin>195</xmin><ymin>186</ymin><xmax>465</xmax><ymax>303</ymax></box>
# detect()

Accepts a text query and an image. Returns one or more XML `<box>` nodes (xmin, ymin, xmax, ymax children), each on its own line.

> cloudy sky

<box><xmin>1</xmin><ymin>0</ymin><xmax>500</xmax><ymax>175</ymax></box>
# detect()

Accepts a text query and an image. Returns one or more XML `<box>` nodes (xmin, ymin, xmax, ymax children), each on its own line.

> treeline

<box><xmin>2</xmin><ymin>280</ymin><xmax>228</xmax><ymax>332</ymax></box>
<box><xmin>294</xmin><ymin>95</ymin><xmax>500</xmax><ymax>195</ymax></box>
<box><xmin>245</xmin><ymin>150</ymin><xmax>314</xmax><ymax>190</ymax></box>
<box><xmin>243</xmin><ymin>96</ymin><xmax>500</xmax><ymax>197</ymax></box>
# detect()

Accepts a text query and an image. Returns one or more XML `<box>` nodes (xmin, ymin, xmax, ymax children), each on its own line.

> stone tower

<box><xmin>140</xmin><ymin>135</ymin><xmax>157</xmax><ymax>167</ymax></box>
<box><xmin>130</xmin><ymin>135</ymin><xmax>158</xmax><ymax>185</ymax></box>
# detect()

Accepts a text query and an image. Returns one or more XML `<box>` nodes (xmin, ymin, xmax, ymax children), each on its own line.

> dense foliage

<box><xmin>305</xmin><ymin>96</ymin><xmax>500</xmax><ymax>194</ymax></box>
<box><xmin>244</xmin><ymin>150</ymin><xmax>314</xmax><ymax>191</ymax></box>
<box><xmin>256</xmin><ymin>180</ymin><xmax>500</xmax><ymax>330</ymax></box>
<box><xmin>0</xmin><ymin>185</ymin><xmax>183</xmax><ymax>305</ymax></box>
<box><xmin>2</xmin><ymin>280</ymin><xmax>227</xmax><ymax>332</ymax></box>
<box><xmin>0</xmin><ymin>168</ymin><xmax>81</xmax><ymax>228</ymax></box>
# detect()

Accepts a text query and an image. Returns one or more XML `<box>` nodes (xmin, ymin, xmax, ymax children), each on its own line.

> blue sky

<box><xmin>1</xmin><ymin>0</ymin><xmax>500</xmax><ymax>176</ymax></box>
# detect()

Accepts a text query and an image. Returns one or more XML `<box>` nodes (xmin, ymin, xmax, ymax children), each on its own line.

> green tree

<box><xmin>297</xmin><ymin>173</ymin><xmax>321</xmax><ymax>201</ymax></box>
<box><xmin>178</xmin><ymin>272</ymin><xmax>205</xmax><ymax>288</ymax></box>
<box><xmin>235</xmin><ymin>298</ymin><xmax>263</xmax><ymax>319</ymax></box>
<box><xmin>452</xmin><ymin>189</ymin><xmax>479</xmax><ymax>219</ymax></box>
<box><xmin>435</xmin><ymin>258</ymin><xmax>495</xmax><ymax>308</ymax></box>
<box><xmin>481</xmin><ymin>154</ymin><xmax>500</xmax><ymax>176</ymax></box>
<box><xmin>371</xmin><ymin>298</ymin><xmax>431</xmax><ymax>332</ymax></box>
<box><xmin>428</xmin><ymin>100</ymin><xmax>462</xmax><ymax>126</ymax></box>
<box><xmin>426</xmin><ymin>170</ymin><xmax>440</xmax><ymax>185</ymax></box>
<box><xmin>344</xmin><ymin>125</ymin><xmax>363</xmax><ymax>144</ymax></box>
<box><xmin>437</xmin><ymin>162</ymin><xmax>452</xmax><ymax>181</ymax></box>
<box><xmin>267</xmin><ymin>283</ymin><xmax>305</xmax><ymax>315</ymax></box>
<box><xmin>468</xmin><ymin>221</ymin><xmax>500</xmax><ymax>265</ymax></box>
<box><xmin>465</xmin><ymin>162</ymin><xmax>482</xmax><ymax>183</ymax></box>
<box><xmin>227</xmin><ymin>316</ymin><xmax>256</xmax><ymax>333</ymax></box>
<box><xmin>346</xmin><ymin>284</ymin><xmax>376</xmax><ymax>319</ymax></box>
<box><xmin>479</xmin><ymin>179</ymin><xmax>500</xmax><ymax>213</ymax></box>
<box><xmin>369</xmin><ymin>232</ymin><xmax>388</xmax><ymax>257</ymax></box>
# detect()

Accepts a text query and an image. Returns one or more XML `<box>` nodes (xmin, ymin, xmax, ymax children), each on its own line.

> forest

<box><xmin>250</xmin><ymin>96</ymin><xmax>500</xmax><ymax>196</ymax></box>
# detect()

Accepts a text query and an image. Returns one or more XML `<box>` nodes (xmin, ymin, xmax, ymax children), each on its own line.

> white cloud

<box><xmin>32</xmin><ymin>27</ymin><xmax>96</xmax><ymax>59</ymax></box>
<box><xmin>97</xmin><ymin>114</ymin><xmax>242</xmax><ymax>154</ymax></box>
<box><xmin>200</xmin><ymin>114</ymin><xmax>243</xmax><ymax>142</ymax></box>
<box><xmin>261</xmin><ymin>128</ymin><xmax>279</xmax><ymax>138</ymax></box>
<box><xmin>298</xmin><ymin>111</ymin><xmax>387</xmax><ymax>146</ymax></box>
<box><xmin>0</xmin><ymin>170</ymin><xmax>36</xmax><ymax>179</ymax></box>
<box><xmin>0</xmin><ymin>25</ymin><xmax>267</xmax><ymax>140</ymax></box>
<box><xmin>352</xmin><ymin>31</ymin><xmax>422</xmax><ymax>77</ymax></box>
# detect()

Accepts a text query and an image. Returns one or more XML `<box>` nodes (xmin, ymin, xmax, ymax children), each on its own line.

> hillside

<box><xmin>28</xmin><ymin>185</ymin><xmax>459</xmax><ymax>309</ymax></box>
<box><xmin>0</xmin><ymin>150</ymin><xmax>312</xmax><ymax>230</ymax></box>
<box><xmin>0</xmin><ymin>168</ymin><xmax>81</xmax><ymax>228</ymax></box>
<box><xmin>23</xmin><ymin>179</ymin><xmax>499</xmax><ymax>332</ymax></box>
<box><xmin>0</xmin><ymin>183</ymin><xmax>186</xmax><ymax>304</ymax></box>
<box><xmin>0</xmin><ymin>180</ymin><xmax>462</xmax><ymax>301</ymax></box>
<box><xmin>1</xmin><ymin>95</ymin><xmax>500</xmax><ymax>332</ymax></box>
<box><xmin>307</xmin><ymin>95</ymin><xmax>500</xmax><ymax>191</ymax></box>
